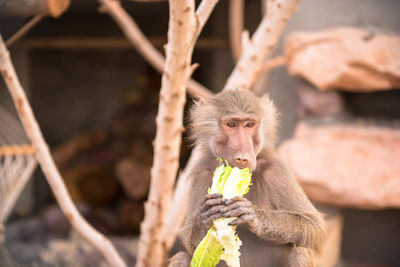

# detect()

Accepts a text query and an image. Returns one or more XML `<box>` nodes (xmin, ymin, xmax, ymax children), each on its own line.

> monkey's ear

<box><xmin>260</xmin><ymin>92</ymin><xmax>278</xmax><ymax>123</ymax></box>
<box><xmin>192</xmin><ymin>97</ymin><xmax>208</xmax><ymax>107</ymax></box>
<box><xmin>260</xmin><ymin>93</ymin><xmax>276</xmax><ymax>110</ymax></box>
<box><xmin>260</xmin><ymin>92</ymin><xmax>272</xmax><ymax>101</ymax></box>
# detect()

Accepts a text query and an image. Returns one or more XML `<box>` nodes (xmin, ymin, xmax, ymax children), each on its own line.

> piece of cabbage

<box><xmin>190</xmin><ymin>160</ymin><xmax>252</xmax><ymax>267</ymax></box>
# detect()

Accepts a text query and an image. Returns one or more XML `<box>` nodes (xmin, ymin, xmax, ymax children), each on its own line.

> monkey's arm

<box><xmin>180</xmin><ymin>210</ymin><xmax>207</xmax><ymax>254</ymax></box>
<box><xmin>179</xmin><ymin>171</ymin><xmax>218</xmax><ymax>254</ymax></box>
<box><xmin>225</xmin><ymin>159</ymin><xmax>326</xmax><ymax>253</ymax></box>
<box><xmin>251</xmin><ymin>200</ymin><xmax>325</xmax><ymax>253</ymax></box>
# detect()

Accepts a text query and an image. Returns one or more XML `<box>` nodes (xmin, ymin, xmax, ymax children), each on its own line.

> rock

<box><xmin>285</xmin><ymin>27</ymin><xmax>400</xmax><ymax>91</ymax></box>
<box><xmin>41</xmin><ymin>204</ymin><xmax>89</xmax><ymax>237</ymax></box>
<box><xmin>115</xmin><ymin>141</ymin><xmax>152</xmax><ymax>201</ymax></box>
<box><xmin>118</xmin><ymin>199</ymin><xmax>144</xmax><ymax>233</ymax></box>
<box><xmin>5</xmin><ymin>216</ymin><xmax>46</xmax><ymax>243</ymax></box>
<box><xmin>0</xmin><ymin>244</ymin><xmax>20</xmax><ymax>267</ymax></box>
<box><xmin>115</xmin><ymin>158</ymin><xmax>150</xmax><ymax>200</ymax></box>
<box><xmin>63</xmin><ymin>164</ymin><xmax>118</xmax><ymax>205</ymax></box>
<box><xmin>88</xmin><ymin>207</ymin><xmax>120</xmax><ymax>235</ymax></box>
<box><xmin>315</xmin><ymin>205</ymin><xmax>343</xmax><ymax>267</ymax></box>
<box><xmin>52</xmin><ymin>129</ymin><xmax>108</xmax><ymax>170</ymax></box>
<box><xmin>5</xmin><ymin>241</ymin><xmax>46</xmax><ymax>266</ymax></box>
<box><xmin>297</xmin><ymin>83</ymin><xmax>345</xmax><ymax>119</ymax></box>
<box><xmin>40</xmin><ymin>231</ymin><xmax>137</xmax><ymax>266</ymax></box>
<box><xmin>279</xmin><ymin>122</ymin><xmax>400</xmax><ymax>209</ymax></box>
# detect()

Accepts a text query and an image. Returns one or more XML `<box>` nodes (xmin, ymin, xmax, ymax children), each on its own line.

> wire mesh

<box><xmin>0</xmin><ymin>105</ymin><xmax>37</xmax><ymax>224</ymax></box>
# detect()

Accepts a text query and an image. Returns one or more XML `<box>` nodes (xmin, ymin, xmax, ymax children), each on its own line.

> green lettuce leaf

<box><xmin>190</xmin><ymin>227</ymin><xmax>224</xmax><ymax>267</ymax></box>
<box><xmin>190</xmin><ymin>160</ymin><xmax>252</xmax><ymax>267</ymax></box>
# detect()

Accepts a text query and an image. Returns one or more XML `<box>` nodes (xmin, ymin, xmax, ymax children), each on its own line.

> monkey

<box><xmin>168</xmin><ymin>89</ymin><xmax>326</xmax><ymax>267</ymax></box>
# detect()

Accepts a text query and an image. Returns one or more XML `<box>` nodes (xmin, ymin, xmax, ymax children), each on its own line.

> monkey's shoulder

<box><xmin>189</xmin><ymin>168</ymin><xmax>214</xmax><ymax>198</ymax></box>
<box><xmin>254</xmin><ymin>153</ymin><xmax>293</xmax><ymax>180</ymax></box>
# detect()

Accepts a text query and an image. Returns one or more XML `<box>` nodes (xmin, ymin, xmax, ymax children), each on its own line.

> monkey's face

<box><xmin>212</xmin><ymin>115</ymin><xmax>261</xmax><ymax>172</ymax></box>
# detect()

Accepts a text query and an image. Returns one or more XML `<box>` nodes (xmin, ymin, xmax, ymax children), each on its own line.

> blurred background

<box><xmin>0</xmin><ymin>0</ymin><xmax>399</xmax><ymax>266</ymax></box>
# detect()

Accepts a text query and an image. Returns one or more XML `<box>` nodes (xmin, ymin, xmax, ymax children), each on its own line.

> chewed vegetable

<box><xmin>190</xmin><ymin>159</ymin><xmax>252</xmax><ymax>267</ymax></box>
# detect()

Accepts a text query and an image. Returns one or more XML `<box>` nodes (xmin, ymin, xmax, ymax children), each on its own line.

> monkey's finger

<box><xmin>228</xmin><ymin>214</ymin><xmax>253</xmax><ymax>226</ymax></box>
<box><xmin>221</xmin><ymin>200</ymin><xmax>251</xmax><ymax>213</ymax></box>
<box><xmin>203</xmin><ymin>197</ymin><xmax>225</xmax><ymax>208</ymax></box>
<box><xmin>205</xmin><ymin>193</ymin><xmax>223</xmax><ymax>200</ymax></box>
<box><xmin>203</xmin><ymin>213</ymin><xmax>223</xmax><ymax>226</ymax></box>
<box><xmin>203</xmin><ymin>204</ymin><xmax>225</xmax><ymax>217</ymax></box>
<box><xmin>225</xmin><ymin>196</ymin><xmax>248</xmax><ymax>205</ymax></box>
<box><xmin>222</xmin><ymin>206</ymin><xmax>251</xmax><ymax>218</ymax></box>
<box><xmin>200</xmin><ymin>194</ymin><xmax>223</xmax><ymax>211</ymax></box>
<box><xmin>200</xmin><ymin>198</ymin><xmax>225</xmax><ymax>213</ymax></box>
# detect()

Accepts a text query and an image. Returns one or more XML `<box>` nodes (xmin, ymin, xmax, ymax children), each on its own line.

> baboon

<box><xmin>169</xmin><ymin>89</ymin><xmax>326</xmax><ymax>267</ymax></box>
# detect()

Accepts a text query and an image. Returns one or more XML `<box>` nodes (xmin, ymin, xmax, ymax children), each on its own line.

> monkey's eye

<box><xmin>227</xmin><ymin>121</ymin><xmax>237</xmax><ymax>128</ymax></box>
<box><xmin>246</xmin><ymin>121</ymin><xmax>255</xmax><ymax>128</ymax></box>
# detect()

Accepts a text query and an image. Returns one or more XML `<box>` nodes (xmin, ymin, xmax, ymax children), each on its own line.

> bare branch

<box><xmin>261</xmin><ymin>55</ymin><xmax>287</xmax><ymax>73</ymax></box>
<box><xmin>136</xmin><ymin>0</ymin><xmax>218</xmax><ymax>265</ymax></box>
<box><xmin>6</xmin><ymin>14</ymin><xmax>44</xmax><ymax>47</ymax></box>
<box><xmin>98</xmin><ymin>0</ymin><xmax>213</xmax><ymax>98</ymax></box>
<box><xmin>224</xmin><ymin>0</ymin><xmax>299</xmax><ymax>91</ymax></box>
<box><xmin>0</xmin><ymin>35</ymin><xmax>126</xmax><ymax>267</ymax></box>
<box><xmin>229</xmin><ymin>0</ymin><xmax>244</xmax><ymax>62</ymax></box>
<box><xmin>136</xmin><ymin>0</ymin><xmax>198</xmax><ymax>264</ymax></box>
<box><xmin>195</xmin><ymin>0</ymin><xmax>219</xmax><ymax>36</ymax></box>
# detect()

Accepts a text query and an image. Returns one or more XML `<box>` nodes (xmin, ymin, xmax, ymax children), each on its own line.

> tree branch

<box><xmin>261</xmin><ymin>55</ymin><xmax>287</xmax><ymax>72</ymax></box>
<box><xmin>98</xmin><ymin>0</ymin><xmax>213</xmax><ymax>98</ymax></box>
<box><xmin>195</xmin><ymin>0</ymin><xmax>219</xmax><ymax>36</ymax></box>
<box><xmin>0</xmin><ymin>35</ymin><xmax>126</xmax><ymax>267</ymax></box>
<box><xmin>229</xmin><ymin>0</ymin><xmax>244</xmax><ymax>62</ymax></box>
<box><xmin>6</xmin><ymin>14</ymin><xmax>44</xmax><ymax>47</ymax></box>
<box><xmin>136</xmin><ymin>0</ymin><xmax>218</xmax><ymax>266</ymax></box>
<box><xmin>224</xmin><ymin>0</ymin><xmax>299</xmax><ymax>91</ymax></box>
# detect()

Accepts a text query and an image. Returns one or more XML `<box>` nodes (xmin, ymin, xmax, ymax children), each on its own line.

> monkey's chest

<box><xmin>217</xmin><ymin>227</ymin><xmax>290</xmax><ymax>267</ymax></box>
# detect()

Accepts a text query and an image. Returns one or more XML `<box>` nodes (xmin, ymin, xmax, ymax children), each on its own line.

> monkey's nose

<box><xmin>235</xmin><ymin>157</ymin><xmax>249</xmax><ymax>168</ymax></box>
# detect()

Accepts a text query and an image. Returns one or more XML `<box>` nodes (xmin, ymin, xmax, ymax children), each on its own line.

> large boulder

<box><xmin>285</xmin><ymin>27</ymin><xmax>400</xmax><ymax>91</ymax></box>
<box><xmin>278</xmin><ymin>122</ymin><xmax>400</xmax><ymax>209</ymax></box>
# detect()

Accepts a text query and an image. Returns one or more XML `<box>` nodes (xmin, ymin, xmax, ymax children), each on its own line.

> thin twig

<box><xmin>224</xmin><ymin>0</ymin><xmax>300</xmax><ymax>91</ymax></box>
<box><xmin>98</xmin><ymin>0</ymin><xmax>213</xmax><ymax>98</ymax></box>
<box><xmin>195</xmin><ymin>0</ymin><xmax>219</xmax><ymax>36</ymax></box>
<box><xmin>261</xmin><ymin>56</ymin><xmax>287</xmax><ymax>72</ymax></box>
<box><xmin>6</xmin><ymin>14</ymin><xmax>44</xmax><ymax>47</ymax></box>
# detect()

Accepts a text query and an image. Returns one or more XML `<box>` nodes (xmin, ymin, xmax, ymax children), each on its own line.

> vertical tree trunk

<box><xmin>135</xmin><ymin>1</ymin><xmax>197</xmax><ymax>265</ymax></box>
<box><xmin>136</xmin><ymin>0</ymin><xmax>218</xmax><ymax>266</ymax></box>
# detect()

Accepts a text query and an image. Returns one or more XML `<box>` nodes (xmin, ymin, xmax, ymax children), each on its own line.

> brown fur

<box><xmin>169</xmin><ymin>89</ymin><xmax>326</xmax><ymax>267</ymax></box>
<box><xmin>168</xmin><ymin>251</ymin><xmax>191</xmax><ymax>266</ymax></box>
<box><xmin>189</xmin><ymin>89</ymin><xmax>278</xmax><ymax>150</ymax></box>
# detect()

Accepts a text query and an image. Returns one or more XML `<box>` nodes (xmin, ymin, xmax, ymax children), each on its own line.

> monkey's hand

<box><xmin>199</xmin><ymin>193</ymin><xmax>225</xmax><ymax>228</ymax></box>
<box><xmin>221</xmin><ymin>196</ymin><xmax>260</xmax><ymax>232</ymax></box>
